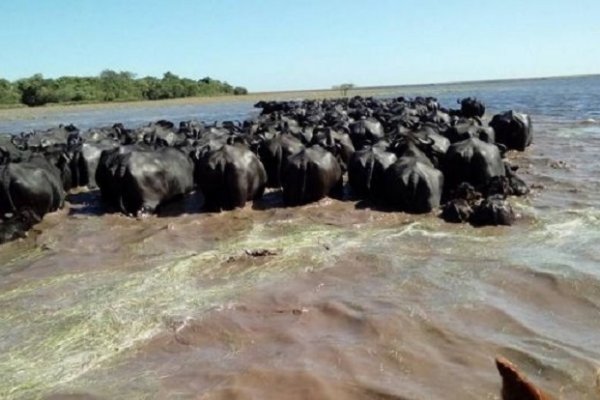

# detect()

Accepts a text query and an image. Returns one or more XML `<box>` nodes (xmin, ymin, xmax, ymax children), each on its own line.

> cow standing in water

<box><xmin>96</xmin><ymin>145</ymin><xmax>195</xmax><ymax>216</ymax></box>
<box><xmin>0</xmin><ymin>150</ymin><xmax>66</xmax><ymax>243</ymax></box>
<box><xmin>0</xmin><ymin>153</ymin><xmax>65</xmax><ymax>219</ymax></box>
<box><xmin>193</xmin><ymin>144</ymin><xmax>267</xmax><ymax>211</ymax></box>
<box><xmin>0</xmin><ymin>96</ymin><xmax>535</xmax><ymax>245</ymax></box>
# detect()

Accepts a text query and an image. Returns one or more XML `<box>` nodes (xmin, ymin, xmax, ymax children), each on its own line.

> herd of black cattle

<box><xmin>0</xmin><ymin>96</ymin><xmax>533</xmax><ymax>244</ymax></box>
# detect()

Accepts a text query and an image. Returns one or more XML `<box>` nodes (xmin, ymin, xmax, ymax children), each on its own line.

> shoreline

<box><xmin>0</xmin><ymin>88</ymin><xmax>399</xmax><ymax>123</ymax></box>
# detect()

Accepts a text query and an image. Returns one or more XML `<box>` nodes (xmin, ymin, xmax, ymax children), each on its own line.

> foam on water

<box><xmin>0</xmin><ymin>209</ymin><xmax>382</xmax><ymax>398</ymax></box>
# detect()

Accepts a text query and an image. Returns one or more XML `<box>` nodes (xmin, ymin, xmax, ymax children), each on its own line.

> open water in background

<box><xmin>0</xmin><ymin>76</ymin><xmax>599</xmax><ymax>399</ymax></box>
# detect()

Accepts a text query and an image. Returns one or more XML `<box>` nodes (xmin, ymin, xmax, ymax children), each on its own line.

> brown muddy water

<box><xmin>1</xmin><ymin>76</ymin><xmax>600</xmax><ymax>399</ymax></box>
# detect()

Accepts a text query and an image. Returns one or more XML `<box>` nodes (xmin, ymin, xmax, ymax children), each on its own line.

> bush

<box><xmin>4</xmin><ymin>71</ymin><xmax>245</xmax><ymax>107</ymax></box>
<box><xmin>332</xmin><ymin>83</ymin><xmax>354</xmax><ymax>96</ymax></box>
<box><xmin>0</xmin><ymin>79</ymin><xmax>20</xmax><ymax>105</ymax></box>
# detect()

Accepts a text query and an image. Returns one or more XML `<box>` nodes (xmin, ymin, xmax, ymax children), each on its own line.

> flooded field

<box><xmin>1</xmin><ymin>76</ymin><xmax>600</xmax><ymax>399</ymax></box>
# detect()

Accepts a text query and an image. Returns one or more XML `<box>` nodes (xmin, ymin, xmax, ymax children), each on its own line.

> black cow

<box><xmin>194</xmin><ymin>144</ymin><xmax>267</xmax><ymax>211</ymax></box>
<box><xmin>459</xmin><ymin>97</ymin><xmax>486</xmax><ymax>118</ymax></box>
<box><xmin>137</xmin><ymin>121</ymin><xmax>185</xmax><ymax>147</ymax></box>
<box><xmin>348</xmin><ymin>145</ymin><xmax>397</xmax><ymax>200</ymax></box>
<box><xmin>0</xmin><ymin>210</ymin><xmax>40</xmax><ymax>244</ymax></box>
<box><xmin>40</xmin><ymin>144</ymin><xmax>78</xmax><ymax>191</ymax></box>
<box><xmin>310</xmin><ymin>127</ymin><xmax>355</xmax><ymax>171</ymax></box>
<box><xmin>256</xmin><ymin>133</ymin><xmax>304</xmax><ymax>188</ymax></box>
<box><xmin>96</xmin><ymin>146</ymin><xmax>194</xmax><ymax>215</ymax></box>
<box><xmin>23</xmin><ymin>124</ymin><xmax>79</xmax><ymax>150</ymax></box>
<box><xmin>347</xmin><ymin>118</ymin><xmax>385</xmax><ymax>149</ymax></box>
<box><xmin>443</xmin><ymin>138</ymin><xmax>505</xmax><ymax>191</ymax></box>
<box><xmin>281</xmin><ymin>145</ymin><xmax>343</xmax><ymax>206</ymax></box>
<box><xmin>470</xmin><ymin>195</ymin><xmax>516</xmax><ymax>226</ymax></box>
<box><xmin>0</xmin><ymin>154</ymin><xmax>65</xmax><ymax>218</ymax></box>
<box><xmin>383</xmin><ymin>157</ymin><xmax>444</xmax><ymax>213</ymax></box>
<box><xmin>388</xmin><ymin>134</ymin><xmax>436</xmax><ymax>167</ymax></box>
<box><xmin>489</xmin><ymin>111</ymin><xmax>532</xmax><ymax>151</ymax></box>
<box><xmin>0</xmin><ymin>135</ymin><xmax>32</xmax><ymax>164</ymax></box>
<box><xmin>80</xmin><ymin>140</ymin><xmax>120</xmax><ymax>189</ymax></box>
<box><xmin>1</xmin><ymin>135</ymin><xmax>81</xmax><ymax>191</ymax></box>
<box><xmin>443</xmin><ymin>118</ymin><xmax>495</xmax><ymax>144</ymax></box>
<box><xmin>441</xmin><ymin>199</ymin><xmax>473</xmax><ymax>223</ymax></box>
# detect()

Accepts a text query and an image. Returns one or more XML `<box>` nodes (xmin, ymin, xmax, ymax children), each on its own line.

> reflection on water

<box><xmin>1</xmin><ymin>76</ymin><xmax>600</xmax><ymax>399</ymax></box>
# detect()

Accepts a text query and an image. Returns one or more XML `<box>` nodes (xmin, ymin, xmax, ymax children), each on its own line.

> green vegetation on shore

<box><xmin>0</xmin><ymin>70</ymin><xmax>248</xmax><ymax>107</ymax></box>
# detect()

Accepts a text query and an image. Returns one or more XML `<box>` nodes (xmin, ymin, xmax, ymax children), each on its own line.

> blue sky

<box><xmin>1</xmin><ymin>0</ymin><xmax>598</xmax><ymax>91</ymax></box>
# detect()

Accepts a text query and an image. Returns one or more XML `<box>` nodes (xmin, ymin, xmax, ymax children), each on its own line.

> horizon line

<box><xmin>250</xmin><ymin>72</ymin><xmax>600</xmax><ymax>95</ymax></box>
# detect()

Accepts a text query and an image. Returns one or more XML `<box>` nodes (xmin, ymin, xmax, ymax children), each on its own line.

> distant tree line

<box><xmin>0</xmin><ymin>70</ymin><xmax>248</xmax><ymax>107</ymax></box>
